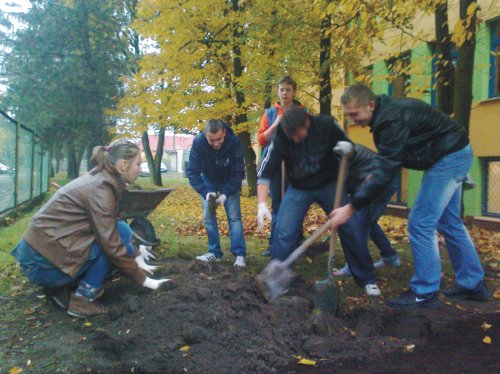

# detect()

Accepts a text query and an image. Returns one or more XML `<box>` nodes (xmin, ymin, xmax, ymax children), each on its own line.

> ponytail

<box><xmin>90</xmin><ymin>139</ymin><xmax>139</xmax><ymax>175</ymax></box>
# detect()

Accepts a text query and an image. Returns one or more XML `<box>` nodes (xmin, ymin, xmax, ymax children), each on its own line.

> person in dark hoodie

<box><xmin>329</xmin><ymin>83</ymin><xmax>491</xmax><ymax>308</ymax></box>
<box><xmin>187</xmin><ymin>119</ymin><xmax>247</xmax><ymax>268</ymax></box>
<box><xmin>11</xmin><ymin>140</ymin><xmax>170</xmax><ymax>318</ymax></box>
<box><xmin>256</xmin><ymin>75</ymin><xmax>307</xmax><ymax>256</ymax></box>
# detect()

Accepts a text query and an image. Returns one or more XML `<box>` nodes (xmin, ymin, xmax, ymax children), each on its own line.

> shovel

<box><xmin>258</xmin><ymin>219</ymin><xmax>335</xmax><ymax>301</ymax></box>
<box><xmin>314</xmin><ymin>154</ymin><xmax>349</xmax><ymax>314</ymax></box>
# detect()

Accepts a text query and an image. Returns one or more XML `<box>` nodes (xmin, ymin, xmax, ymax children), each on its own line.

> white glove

<box><xmin>257</xmin><ymin>202</ymin><xmax>272</xmax><ymax>230</ymax></box>
<box><xmin>138</xmin><ymin>245</ymin><xmax>156</xmax><ymax>261</ymax></box>
<box><xmin>206</xmin><ymin>192</ymin><xmax>217</xmax><ymax>201</ymax></box>
<box><xmin>333</xmin><ymin>141</ymin><xmax>353</xmax><ymax>156</ymax></box>
<box><xmin>142</xmin><ymin>277</ymin><xmax>171</xmax><ymax>289</ymax></box>
<box><xmin>215</xmin><ymin>194</ymin><xmax>226</xmax><ymax>206</ymax></box>
<box><xmin>135</xmin><ymin>255</ymin><xmax>158</xmax><ymax>275</ymax></box>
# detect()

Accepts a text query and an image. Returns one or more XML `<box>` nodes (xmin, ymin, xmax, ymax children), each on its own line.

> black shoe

<box><xmin>44</xmin><ymin>285</ymin><xmax>71</xmax><ymax>310</ymax></box>
<box><xmin>387</xmin><ymin>290</ymin><xmax>440</xmax><ymax>308</ymax></box>
<box><xmin>262</xmin><ymin>247</ymin><xmax>271</xmax><ymax>257</ymax></box>
<box><xmin>443</xmin><ymin>280</ymin><xmax>492</xmax><ymax>302</ymax></box>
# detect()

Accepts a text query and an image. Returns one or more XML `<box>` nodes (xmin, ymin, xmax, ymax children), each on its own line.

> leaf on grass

<box><xmin>297</xmin><ymin>358</ymin><xmax>316</xmax><ymax>366</ymax></box>
<box><xmin>83</xmin><ymin>322</ymin><xmax>92</xmax><ymax>327</ymax></box>
<box><xmin>493</xmin><ymin>289</ymin><xmax>500</xmax><ymax>299</ymax></box>
<box><xmin>180</xmin><ymin>345</ymin><xmax>190</xmax><ymax>352</ymax></box>
<box><xmin>483</xmin><ymin>336</ymin><xmax>492</xmax><ymax>344</ymax></box>
<box><xmin>10</xmin><ymin>368</ymin><xmax>22</xmax><ymax>374</ymax></box>
<box><xmin>305</xmin><ymin>256</ymin><xmax>313</xmax><ymax>264</ymax></box>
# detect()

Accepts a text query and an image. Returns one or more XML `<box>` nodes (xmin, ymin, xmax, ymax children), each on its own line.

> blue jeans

<box><xmin>12</xmin><ymin>221</ymin><xmax>135</xmax><ymax>291</ymax></box>
<box><xmin>272</xmin><ymin>180</ymin><xmax>368</xmax><ymax>277</ymax></box>
<box><xmin>370</xmin><ymin>222</ymin><xmax>397</xmax><ymax>259</ymax></box>
<box><xmin>344</xmin><ymin>177</ymin><xmax>399</xmax><ymax>285</ymax></box>
<box><xmin>408</xmin><ymin>145</ymin><xmax>484</xmax><ymax>294</ymax></box>
<box><xmin>201</xmin><ymin>188</ymin><xmax>246</xmax><ymax>258</ymax></box>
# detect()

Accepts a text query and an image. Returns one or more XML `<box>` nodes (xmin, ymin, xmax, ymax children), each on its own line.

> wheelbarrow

<box><xmin>118</xmin><ymin>188</ymin><xmax>175</xmax><ymax>246</ymax></box>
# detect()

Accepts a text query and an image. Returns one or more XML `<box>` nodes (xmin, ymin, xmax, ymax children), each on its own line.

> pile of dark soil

<box><xmin>1</xmin><ymin>258</ymin><xmax>498</xmax><ymax>373</ymax></box>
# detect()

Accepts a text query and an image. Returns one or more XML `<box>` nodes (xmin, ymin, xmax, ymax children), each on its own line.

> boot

<box><xmin>67</xmin><ymin>294</ymin><xmax>108</xmax><ymax>318</ymax></box>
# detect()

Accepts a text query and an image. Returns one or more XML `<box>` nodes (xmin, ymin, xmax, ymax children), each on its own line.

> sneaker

<box><xmin>373</xmin><ymin>254</ymin><xmax>402</xmax><ymax>269</ymax></box>
<box><xmin>443</xmin><ymin>280</ymin><xmax>492</xmax><ymax>302</ymax></box>
<box><xmin>262</xmin><ymin>247</ymin><xmax>272</xmax><ymax>257</ymax></box>
<box><xmin>333</xmin><ymin>264</ymin><xmax>352</xmax><ymax>277</ymax></box>
<box><xmin>387</xmin><ymin>290</ymin><xmax>439</xmax><ymax>308</ymax></box>
<box><xmin>364</xmin><ymin>283</ymin><xmax>381</xmax><ymax>296</ymax></box>
<box><xmin>44</xmin><ymin>285</ymin><xmax>71</xmax><ymax>309</ymax></box>
<box><xmin>196</xmin><ymin>253</ymin><xmax>221</xmax><ymax>263</ymax></box>
<box><xmin>67</xmin><ymin>294</ymin><xmax>108</xmax><ymax>318</ymax></box>
<box><xmin>234</xmin><ymin>256</ymin><xmax>246</xmax><ymax>268</ymax></box>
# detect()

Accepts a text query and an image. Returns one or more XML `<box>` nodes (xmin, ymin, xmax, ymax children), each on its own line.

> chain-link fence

<box><xmin>0</xmin><ymin>111</ymin><xmax>50</xmax><ymax>215</ymax></box>
<box><xmin>484</xmin><ymin>158</ymin><xmax>500</xmax><ymax>217</ymax></box>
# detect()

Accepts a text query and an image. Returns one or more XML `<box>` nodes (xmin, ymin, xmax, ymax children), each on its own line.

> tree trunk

<box><xmin>319</xmin><ymin>0</ymin><xmax>332</xmax><ymax>115</ymax></box>
<box><xmin>232</xmin><ymin>0</ymin><xmax>257</xmax><ymax>196</ymax></box>
<box><xmin>66</xmin><ymin>142</ymin><xmax>79</xmax><ymax>180</ymax></box>
<box><xmin>434</xmin><ymin>0</ymin><xmax>454</xmax><ymax>114</ymax></box>
<box><xmin>153</xmin><ymin>126</ymin><xmax>165</xmax><ymax>186</ymax></box>
<box><xmin>142</xmin><ymin>131</ymin><xmax>155</xmax><ymax>183</ymax></box>
<box><xmin>452</xmin><ymin>0</ymin><xmax>477</xmax><ymax>134</ymax></box>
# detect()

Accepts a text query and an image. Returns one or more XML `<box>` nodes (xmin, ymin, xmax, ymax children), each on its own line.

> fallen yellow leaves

<box><xmin>482</xmin><ymin>336</ymin><xmax>492</xmax><ymax>344</ymax></box>
<box><xmin>297</xmin><ymin>358</ymin><xmax>316</xmax><ymax>366</ymax></box>
<box><xmin>179</xmin><ymin>345</ymin><xmax>190</xmax><ymax>352</ymax></box>
<box><xmin>481</xmin><ymin>322</ymin><xmax>492</xmax><ymax>331</ymax></box>
<box><xmin>10</xmin><ymin>368</ymin><xmax>22</xmax><ymax>374</ymax></box>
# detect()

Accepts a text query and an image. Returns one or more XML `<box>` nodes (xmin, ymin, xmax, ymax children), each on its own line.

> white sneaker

<box><xmin>196</xmin><ymin>253</ymin><xmax>221</xmax><ymax>262</ymax></box>
<box><xmin>364</xmin><ymin>283</ymin><xmax>381</xmax><ymax>296</ymax></box>
<box><xmin>234</xmin><ymin>256</ymin><xmax>246</xmax><ymax>268</ymax></box>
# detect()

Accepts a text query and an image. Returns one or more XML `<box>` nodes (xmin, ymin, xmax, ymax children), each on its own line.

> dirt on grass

<box><xmin>1</xmin><ymin>257</ymin><xmax>499</xmax><ymax>373</ymax></box>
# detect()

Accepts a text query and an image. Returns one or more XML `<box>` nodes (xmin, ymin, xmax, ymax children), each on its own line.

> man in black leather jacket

<box><xmin>330</xmin><ymin>83</ymin><xmax>490</xmax><ymax>308</ymax></box>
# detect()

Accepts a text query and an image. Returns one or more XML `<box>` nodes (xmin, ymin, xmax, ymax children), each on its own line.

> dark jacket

<box><xmin>23</xmin><ymin>169</ymin><xmax>146</xmax><ymax>285</ymax></box>
<box><xmin>187</xmin><ymin>124</ymin><xmax>245</xmax><ymax>197</ymax></box>
<box><xmin>258</xmin><ymin>114</ymin><xmax>351</xmax><ymax>190</ymax></box>
<box><xmin>347</xmin><ymin>144</ymin><xmax>377</xmax><ymax>195</ymax></box>
<box><xmin>351</xmin><ymin>95</ymin><xmax>468</xmax><ymax>210</ymax></box>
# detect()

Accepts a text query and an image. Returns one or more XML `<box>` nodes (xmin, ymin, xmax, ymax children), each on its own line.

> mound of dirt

<box><xmin>64</xmin><ymin>259</ymin><xmax>497</xmax><ymax>373</ymax></box>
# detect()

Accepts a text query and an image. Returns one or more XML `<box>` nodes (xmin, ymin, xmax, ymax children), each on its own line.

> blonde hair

<box><xmin>90</xmin><ymin>139</ymin><xmax>139</xmax><ymax>175</ymax></box>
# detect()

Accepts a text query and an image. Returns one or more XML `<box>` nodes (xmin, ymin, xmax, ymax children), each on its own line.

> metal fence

<box><xmin>0</xmin><ymin>111</ymin><xmax>50</xmax><ymax>215</ymax></box>
<box><xmin>484</xmin><ymin>158</ymin><xmax>500</xmax><ymax>217</ymax></box>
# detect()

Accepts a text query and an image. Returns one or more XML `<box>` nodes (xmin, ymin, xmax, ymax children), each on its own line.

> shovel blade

<box><xmin>258</xmin><ymin>260</ymin><xmax>295</xmax><ymax>301</ymax></box>
<box><xmin>314</xmin><ymin>278</ymin><xmax>340</xmax><ymax>314</ymax></box>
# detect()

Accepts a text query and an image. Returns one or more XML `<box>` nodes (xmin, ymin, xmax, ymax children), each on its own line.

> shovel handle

<box><xmin>328</xmin><ymin>154</ymin><xmax>349</xmax><ymax>276</ymax></box>
<box><xmin>282</xmin><ymin>219</ymin><xmax>333</xmax><ymax>268</ymax></box>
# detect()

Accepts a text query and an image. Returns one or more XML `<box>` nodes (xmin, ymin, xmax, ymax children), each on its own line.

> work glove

<box><xmin>142</xmin><ymin>277</ymin><xmax>171</xmax><ymax>290</ymax></box>
<box><xmin>215</xmin><ymin>194</ymin><xmax>226</xmax><ymax>206</ymax></box>
<box><xmin>333</xmin><ymin>141</ymin><xmax>354</xmax><ymax>156</ymax></box>
<box><xmin>138</xmin><ymin>245</ymin><xmax>156</xmax><ymax>261</ymax></box>
<box><xmin>206</xmin><ymin>192</ymin><xmax>217</xmax><ymax>201</ymax></box>
<box><xmin>257</xmin><ymin>202</ymin><xmax>272</xmax><ymax>230</ymax></box>
<box><xmin>135</xmin><ymin>255</ymin><xmax>158</xmax><ymax>275</ymax></box>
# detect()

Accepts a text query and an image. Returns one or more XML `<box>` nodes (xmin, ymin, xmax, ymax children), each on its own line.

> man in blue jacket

<box><xmin>187</xmin><ymin>119</ymin><xmax>247</xmax><ymax>267</ymax></box>
<box><xmin>329</xmin><ymin>83</ymin><xmax>491</xmax><ymax>308</ymax></box>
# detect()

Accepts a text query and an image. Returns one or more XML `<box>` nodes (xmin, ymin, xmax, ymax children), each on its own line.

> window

<box><xmin>430</xmin><ymin>46</ymin><xmax>457</xmax><ymax>107</ymax></box>
<box><xmin>483</xmin><ymin>158</ymin><xmax>500</xmax><ymax>217</ymax></box>
<box><xmin>490</xmin><ymin>21</ymin><xmax>500</xmax><ymax>97</ymax></box>
<box><xmin>388</xmin><ymin>53</ymin><xmax>411</xmax><ymax>97</ymax></box>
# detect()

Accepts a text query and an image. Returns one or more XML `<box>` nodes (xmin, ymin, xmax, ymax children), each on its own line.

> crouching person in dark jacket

<box><xmin>330</xmin><ymin>83</ymin><xmax>491</xmax><ymax>308</ymax></box>
<box><xmin>187</xmin><ymin>119</ymin><xmax>247</xmax><ymax>268</ymax></box>
<box><xmin>11</xmin><ymin>140</ymin><xmax>171</xmax><ymax>318</ymax></box>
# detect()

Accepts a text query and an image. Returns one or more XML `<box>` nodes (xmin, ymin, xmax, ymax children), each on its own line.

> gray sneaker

<box><xmin>374</xmin><ymin>254</ymin><xmax>401</xmax><ymax>269</ymax></box>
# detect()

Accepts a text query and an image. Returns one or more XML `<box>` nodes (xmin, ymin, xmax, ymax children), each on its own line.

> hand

<box><xmin>333</xmin><ymin>141</ymin><xmax>354</xmax><ymax>156</ymax></box>
<box><xmin>135</xmin><ymin>255</ymin><xmax>158</xmax><ymax>275</ymax></box>
<box><xmin>257</xmin><ymin>202</ymin><xmax>272</xmax><ymax>230</ymax></box>
<box><xmin>272</xmin><ymin>114</ymin><xmax>282</xmax><ymax>127</ymax></box>
<box><xmin>215</xmin><ymin>194</ymin><xmax>226</xmax><ymax>206</ymax></box>
<box><xmin>206</xmin><ymin>192</ymin><xmax>217</xmax><ymax>201</ymax></box>
<box><xmin>138</xmin><ymin>245</ymin><xmax>156</xmax><ymax>261</ymax></box>
<box><xmin>142</xmin><ymin>277</ymin><xmax>171</xmax><ymax>290</ymax></box>
<box><xmin>328</xmin><ymin>204</ymin><xmax>355</xmax><ymax>229</ymax></box>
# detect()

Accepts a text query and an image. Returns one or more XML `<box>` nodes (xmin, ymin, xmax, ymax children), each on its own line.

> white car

<box><xmin>139</xmin><ymin>162</ymin><xmax>150</xmax><ymax>176</ymax></box>
<box><xmin>0</xmin><ymin>162</ymin><xmax>12</xmax><ymax>174</ymax></box>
